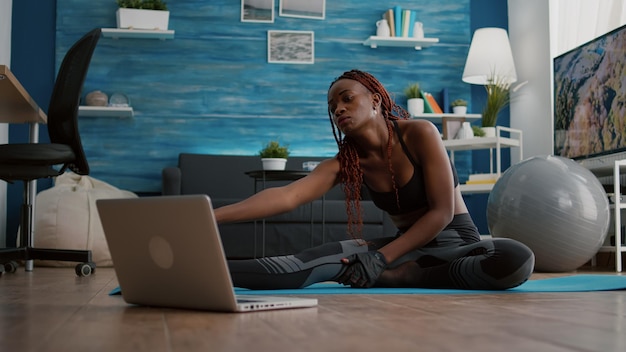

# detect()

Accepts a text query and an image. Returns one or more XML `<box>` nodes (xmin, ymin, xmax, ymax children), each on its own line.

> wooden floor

<box><xmin>1</xmin><ymin>266</ymin><xmax>625</xmax><ymax>352</ymax></box>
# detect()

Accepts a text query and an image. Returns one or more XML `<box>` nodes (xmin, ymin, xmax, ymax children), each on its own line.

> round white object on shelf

<box><xmin>109</xmin><ymin>92</ymin><xmax>130</xmax><ymax>107</ymax></box>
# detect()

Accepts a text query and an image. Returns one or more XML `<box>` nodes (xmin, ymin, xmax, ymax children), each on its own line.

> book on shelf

<box><xmin>465</xmin><ymin>179</ymin><xmax>497</xmax><ymax>185</ymax></box>
<box><xmin>384</xmin><ymin>6</ymin><xmax>420</xmax><ymax>38</ymax></box>
<box><xmin>440</xmin><ymin>88</ymin><xmax>450</xmax><ymax>113</ymax></box>
<box><xmin>424</xmin><ymin>92</ymin><xmax>443</xmax><ymax>114</ymax></box>
<box><xmin>394</xmin><ymin>6</ymin><xmax>402</xmax><ymax>38</ymax></box>
<box><xmin>408</xmin><ymin>10</ymin><xmax>416</xmax><ymax>38</ymax></box>
<box><xmin>401</xmin><ymin>9</ymin><xmax>411</xmax><ymax>37</ymax></box>
<box><xmin>422</xmin><ymin>92</ymin><xmax>434</xmax><ymax>113</ymax></box>
<box><xmin>468</xmin><ymin>173</ymin><xmax>499</xmax><ymax>182</ymax></box>
<box><xmin>384</xmin><ymin>9</ymin><xmax>396</xmax><ymax>37</ymax></box>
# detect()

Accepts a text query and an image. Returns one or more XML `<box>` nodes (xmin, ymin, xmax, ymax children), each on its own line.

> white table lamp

<box><xmin>462</xmin><ymin>27</ymin><xmax>517</xmax><ymax>85</ymax></box>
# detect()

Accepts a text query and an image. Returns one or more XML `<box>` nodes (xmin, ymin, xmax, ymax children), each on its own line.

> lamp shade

<box><xmin>462</xmin><ymin>27</ymin><xmax>517</xmax><ymax>85</ymax></box>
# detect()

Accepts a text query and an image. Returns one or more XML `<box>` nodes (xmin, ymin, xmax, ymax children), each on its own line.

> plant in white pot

<box><xmin>451</xmin><ymin>99</ymin><xmax>468</xmax><ymax>115</ymax></box>
<box><xmin>116</xmin><ymin>0</ymin><xmax>170</xmax><ymax>30</ymax></box>
<box><xmin>259</xmin><ymin>140</ymin><xmax>290</xmax><ymax>171</ymax></box>
<box><xmin>480</xmin><ymin>76</ymin><xmax>511</xmax><ymax>138</ymax></box>
<box><xmin>404</xmin><ymin>83</ymin><xmax>424</xmax><ymax>116</ymax></box>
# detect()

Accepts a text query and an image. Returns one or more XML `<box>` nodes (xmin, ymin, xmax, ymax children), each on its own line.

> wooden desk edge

<box><xmin>0</xmin><ymin>64</ymin><xmax>48</xmax><ymax>124</ymax></box>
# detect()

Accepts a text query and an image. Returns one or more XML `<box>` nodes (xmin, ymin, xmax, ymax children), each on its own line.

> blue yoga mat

<box><xmin>110</xmin><ymin>274</ymin><xmax>626</xmax><ymax>296</ymax></box>
<box><xmin>233</xmin><ymin>274</ymin><xmax>626</xmax><ymax>295</ymax></box>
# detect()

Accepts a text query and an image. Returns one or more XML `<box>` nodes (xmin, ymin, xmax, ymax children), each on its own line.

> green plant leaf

<box><xmin>259</xmin><ymin>140</ymin><xmax>290</xmax><ymax>158</ymax></box>
<box><xmin>116</xmin><ymin>0</ymin><xmax>168</xmax><ymax>10</ymax></box>
<box><xmin>481</xmin><ymin>76</ymin><xmax>512</xmax><ymax>127</ymax></box>
<box><xmin>404</xmin><ymin>83</ymin><xmax>421</xmax><ymax>99</ymax></box>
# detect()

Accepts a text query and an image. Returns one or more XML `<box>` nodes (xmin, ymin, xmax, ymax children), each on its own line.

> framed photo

<box><xmin>241</xmin><ymin>0</ymin><xmax>274</xmax><ymax>23</ymax></box>
<box><xmin>279</xmin><ymin>0</ymin><xmax>325</xmax><ymax>20</ymax></box>
<box><xmin>442</xmin><ymin>116</ymin><xmax>466</xmax><ymax>140</ymax></box>
<box><xmin>267</xmin><ymin>30</ymin><xmax>315</xmax><ymax>64</ymax></box>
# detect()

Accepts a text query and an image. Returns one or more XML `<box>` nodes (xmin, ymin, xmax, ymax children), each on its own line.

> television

<box><xmin>553</xmin><ymin>23</ymin><xmax>626</xmax><ymax>176</ymax></box>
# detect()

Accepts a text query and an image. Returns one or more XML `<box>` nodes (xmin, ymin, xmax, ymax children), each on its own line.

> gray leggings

<box><xmin>228</xmin><ymin>213</ymin><xmax>535</xmax><ymax>290</ymax></box>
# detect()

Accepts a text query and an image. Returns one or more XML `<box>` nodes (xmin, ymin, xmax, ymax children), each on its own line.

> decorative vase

<box><xmin>376</xmin><ymin>19</ymin><xmax>391</xmax><ymax>37</ymax></box>
<box><xmin>85</xmin><ymin>90</ymin><xmax>108</xmax><ymax>106</ymax></box>
<box><xmin>413</xmin><ymin>22</ymin><xmax>424</xmax><ymax>39</ymax></box>
<box><xmin>262</xmin><ymin>158</ymin><xmax>287</xmax><ymax>171</ymax></box>
<box><xmin>482</xmin><ymin>126</ymin><xmax>497</xmax><ymax>138</ymax></box>
<box><xmin>452</xmin><ymin>106</ymin><xmax>467</xmax><ymax>115</ymax></box>
<box><xmin>407</xmin><ymin>98</ymin><xmax>424</xmax><ymax>116</ymax></box>
<box><xmin>116</xmin><ymin>8</ymin><xmax>170</xmax><ymax>30</ymax></box>
<box><xmin>456</xmin><ymin>121</ymin><xmax>474</xmax><ymax>139</ymax></box>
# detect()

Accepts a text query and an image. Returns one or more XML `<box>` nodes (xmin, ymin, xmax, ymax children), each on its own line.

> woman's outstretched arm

<box><xmin>214</xmin><ymin>158</ymin><xmax>340</xmax><ymax>224</ymax></box>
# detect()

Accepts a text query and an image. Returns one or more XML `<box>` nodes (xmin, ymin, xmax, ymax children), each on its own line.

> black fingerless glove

<box><xmin>337</xmin><ymin>251</ymin><xmax>388</xmax><ymax>288</ymax></box>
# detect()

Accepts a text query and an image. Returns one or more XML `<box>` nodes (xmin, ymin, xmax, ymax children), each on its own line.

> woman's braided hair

<box><xmin>327</xmin><ymin>69</ymin><xmax>411</xmax><ymax>239</ymax></box>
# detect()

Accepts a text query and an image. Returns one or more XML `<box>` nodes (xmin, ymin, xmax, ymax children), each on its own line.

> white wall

<box><xmin>508</xmin><ymin>0</ymin><xmax>553</xmax><ymax>161</ymax></box>
<box><xmin>0</xmin><ymin>0</ymin><xmax>11</xmax><ymax>246</ymax></box>
<box><xmin>507</xmin><ymin>0</ymin><xmax>626</xmax><ymax>162</ymax></box>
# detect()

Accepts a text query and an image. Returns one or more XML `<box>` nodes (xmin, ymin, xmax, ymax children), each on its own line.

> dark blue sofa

<box><xmin>161</xmin><ymin>153</ymin><xmax>395</xmax><ymax>258</ymax></box>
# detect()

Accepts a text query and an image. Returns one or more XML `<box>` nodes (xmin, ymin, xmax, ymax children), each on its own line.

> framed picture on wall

<box><xmin>241</xmin><ymin>0</ymin><xmax>275</xmax><ymax>23</ymax></box>
<box><xmin>267</xmin><ymin>30</ymin><xmax>315</xmax><ymax>64</ymax></box>
<box><xmin>442</xmin><ymin>116</ymin><xmax>466</xmax><ymax>140</ymax></box>
<box><xmin>279</xmin><ymin>0</ymin><xmax>325</xmax><ymax>20</ymax></box>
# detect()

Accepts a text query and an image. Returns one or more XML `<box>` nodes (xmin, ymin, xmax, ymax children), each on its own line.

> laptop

<box><xmin>96</xmin><ymin>194</ymin><xmax>317</xmax><ymax>312</ymax></box>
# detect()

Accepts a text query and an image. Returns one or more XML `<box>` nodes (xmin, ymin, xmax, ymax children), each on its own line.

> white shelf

<box><xmin>101</xmin><ymin>28</ymin><xmax>175</xmax><ymax>40</ymax></box>
<box><xmin>443</xmin><ymin>135</ymin><xmax>522</xmax><ymax>151</ymax></box>
<box><xmin>593</xmin><ymin>159</ymin><xmax>626</xmax><ymax>272</ymax></box>
<box><xmin>413</xmin><ymin>113</ymin><xmax>481</xmax><ymax>123</ymax></box>
<box><xmin>459</xmin><ymin>183</ymin><xmax>495</xmax><ymax>194</ymax></box>
<box><xmin>363</xmin><ymin>36</ymin><xmax>439</xmax><ymax>50</ymax></box>
<box><xmin>445</xmin><ymin>126</ymin><xmax>523</xmax><ymax>195</ymax></box>
<box><xmin>79</xmin><ymin>106</ymin><xmax>133</xmax><ymax>118</ymax></box>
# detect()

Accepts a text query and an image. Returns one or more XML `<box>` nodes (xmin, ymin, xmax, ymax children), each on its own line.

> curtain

<box><xmin>551</xmin><ymin>0</ymin><xmax>626</xmax><ymax>56</ymax></box>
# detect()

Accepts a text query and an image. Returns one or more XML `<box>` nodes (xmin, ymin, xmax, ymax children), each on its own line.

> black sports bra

<box><xmin>365</xmin><ymin>120</ymin><xmax>459</xmax><ymax>215</ymax></box>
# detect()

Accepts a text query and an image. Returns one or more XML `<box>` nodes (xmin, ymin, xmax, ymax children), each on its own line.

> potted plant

<box><xmin>480</xmin><ymin>75</ymin><xmax>515</xmax><ymax>137</ymax></box>
<box><xmin>471</xmin><ymin>125</ymin><xmax>485</xmax><ymax>137</ymax></box>
<box><xmin>116</xmin><ymin>0</ymin><xmax>170</xmax><ymax>30</ymax></box>
<box><xmin>404</xmin><ymin>83</ymin><xmax>424</xmax><ymax>116</ymax></box>
<box><xmin>259</xmin><ymin>140</ymin><xmax>290</xmax><ymax>170</ymax></box>
<box><xmin>451</xmin><ymin>99</ymin><xmax>468</xmax><ymax>115</ymax></box>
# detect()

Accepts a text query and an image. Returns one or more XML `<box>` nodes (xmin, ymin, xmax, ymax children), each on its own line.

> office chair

<box><xmin>0</xmin><ymin>28</ymin><xmax>101</xmax><ymax>277</ymax></box>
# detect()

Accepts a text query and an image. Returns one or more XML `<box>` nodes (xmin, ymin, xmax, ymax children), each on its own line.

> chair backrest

<box><xmin>47</xmin><ymin>28</ymin><xmax>101</xmax><ymax>175</ymax></box>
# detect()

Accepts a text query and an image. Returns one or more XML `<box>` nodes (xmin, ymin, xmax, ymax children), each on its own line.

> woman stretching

<box><xmin>215</xmin><ymin>69</ymin><xmax>534</xmax><ymax>290</ymax></box>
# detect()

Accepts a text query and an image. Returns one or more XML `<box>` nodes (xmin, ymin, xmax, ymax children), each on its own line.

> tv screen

<box><xmin>553</xmin><ymin>24</ymin><xmax>626</xmax><ymax>160</ymax></box>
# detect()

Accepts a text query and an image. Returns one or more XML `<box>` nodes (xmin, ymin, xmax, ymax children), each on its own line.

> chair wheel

<box><xmin>3</xmin><ymin>261</ymin><xmax>18</xmax><ymax>273</ymax></box>
<box><xmin>75</xmin><ymin>262</ymin><xmax>95</xmax><ymax>277</ymax></box>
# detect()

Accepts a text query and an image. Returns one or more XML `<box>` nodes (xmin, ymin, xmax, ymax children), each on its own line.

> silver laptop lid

<box><xmin>97</xmin><ymin>195</ymin><xmax>317</xmax><ymax>312</ymax></box>
<box><xmin>97</xmin><ymin>195</ymin><xmax>240</xmax><ymax>311</ymax></box>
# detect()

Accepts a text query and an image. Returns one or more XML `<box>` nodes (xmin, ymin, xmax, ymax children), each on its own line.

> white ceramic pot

<box><xmin>482</xmin><ymin>126</ymin><xmax>497</xmax><ymax>138</ymax></box>
<box><xmin>116</xmin><ymin>8</ymin><xmax>170</xmax><ymax>30</ymax></box>
<box><xmin>407</xmin><ymin>98</ymin><xmax>424</xmax><ymax>116</ymax></box>
<box><xmin>452</xmin><ymin>106</ymin><xmax>467</xmax><ymax>115</ymax></box>
<box><xmin>262</xmin><ymin>158</ymin><xmax>287</xmax><ymax>170</ymax></box>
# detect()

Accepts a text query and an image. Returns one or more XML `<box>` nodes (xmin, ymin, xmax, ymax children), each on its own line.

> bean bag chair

<box><xmin>32</xmin><ymin>172</ymin><xmax>137</xmax><ymax>267</ymax></box>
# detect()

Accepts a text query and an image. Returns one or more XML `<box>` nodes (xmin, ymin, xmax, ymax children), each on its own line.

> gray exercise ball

<box><xmin>487</xmin><ymin>155</ymin><xmax>610</xmax><ymax>272</ymax></box>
